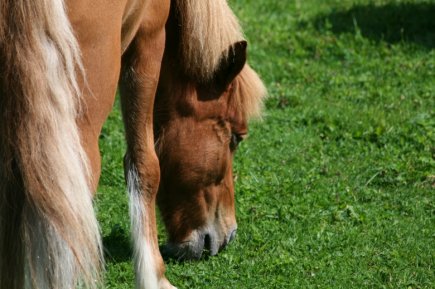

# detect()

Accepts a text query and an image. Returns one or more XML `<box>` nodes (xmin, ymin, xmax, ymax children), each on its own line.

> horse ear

<box><xmin>214</xmin><ymin>41</ymin><xmax>247</xmax><ymax>90</ymax></box>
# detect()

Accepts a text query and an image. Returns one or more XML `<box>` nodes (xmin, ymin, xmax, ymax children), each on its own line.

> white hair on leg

<box><xmin>126</xmin><ymin>156</ymin><xmax>159</xmax><ymax>289</ymax></box>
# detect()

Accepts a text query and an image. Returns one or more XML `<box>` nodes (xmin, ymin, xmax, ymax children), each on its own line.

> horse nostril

<box><xmin>204</xmin><ymin>234</ymin><xmax>212</xmax><ymax>252</ymax></box>
<box><xmin>229</xmin><ymin>228</ymin><xmax>237</xmax><ymax>242</ymax></box>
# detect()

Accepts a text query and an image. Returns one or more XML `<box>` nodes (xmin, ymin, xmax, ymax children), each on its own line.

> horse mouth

<box><xmin>161</xmin><ymin>227</ymin><xmax>237</xmax><ymax>260</ymax></box>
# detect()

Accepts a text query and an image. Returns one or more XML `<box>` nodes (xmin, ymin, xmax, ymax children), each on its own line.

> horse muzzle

<box><xmin>161</xmin><ymin>225</ymin><xmax>237</xmax><ymax>260</ymax></box>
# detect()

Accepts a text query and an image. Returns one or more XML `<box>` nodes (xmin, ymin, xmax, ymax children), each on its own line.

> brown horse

<box><xmin>155</xmin><ymin>4</ymin><xmax>265</xmax><ymax>260</ymax></box>
<box><xmin>0</xmin><ymin>1</ymin><xmax>265</xmax><ymax>289</ymax></box>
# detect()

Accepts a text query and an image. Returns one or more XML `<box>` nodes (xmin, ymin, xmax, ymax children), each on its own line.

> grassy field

<box><xmin>96</xmin><ymin>0</ymin><xmax>434</xmax><ymax>288</ymax></box>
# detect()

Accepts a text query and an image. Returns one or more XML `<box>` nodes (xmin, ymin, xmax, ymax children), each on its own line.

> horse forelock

<box><xmin>175</xmin><ymin>0</ymin><xmax>244</xmax><ymax>81</ymax></box>
<box><xmin>231</xmin><ymin>64</ymin><xmax>267</xmax><ymax>121</ymax></box>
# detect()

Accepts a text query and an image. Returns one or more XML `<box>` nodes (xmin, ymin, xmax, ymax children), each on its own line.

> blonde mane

<box><xmin>232</xmin><ymin>64</ymin><xmax>267</xmax><ymax>120</ymax></box>
<box><xmin>175</xmin><ymin>0</ymin><xmax>244</xmax><ymax>81</ymax></box>
<box><xmin>175</xmin><ymin>0</ymin><xmax>267</xmax><ymax>118</ymax></box>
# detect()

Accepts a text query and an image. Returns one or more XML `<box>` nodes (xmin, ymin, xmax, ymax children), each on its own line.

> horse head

<box><xmin>155</xmin><ymin>41</ymin><xmax>265</xmax><ymax>259</ymax></box>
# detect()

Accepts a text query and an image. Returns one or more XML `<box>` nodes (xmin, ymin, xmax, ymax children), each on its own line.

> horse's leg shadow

<box><xmin>103</xmin><ymin>225</ymin><xmax>132</xmax><ymax>263</ymax></box>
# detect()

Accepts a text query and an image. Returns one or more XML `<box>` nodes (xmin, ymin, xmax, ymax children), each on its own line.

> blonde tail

<box><xmin>0</xmin><ymin>0</ymin><xmax>102</xmax><ymax>288</ymax></box>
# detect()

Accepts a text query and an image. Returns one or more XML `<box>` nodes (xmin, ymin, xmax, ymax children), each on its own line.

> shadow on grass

<box><xmin>159</xmin><ymin>244</ymin><xmax>213</xmax><ymax>264</ymax></box>
<box><xmin>314</xmin><ymin>2</ymin><xmax>435</xmax><ymax>48</ymax></box>
<box><xmin>103</xmin><ymin>225</ymin><xmax>132</xmax><ymax>263</ymax></box>
<box><xmin>102</xmin><ymin>226</ymin><xmax>207</xmax><ymax>265</ymax></box>
<box><xmin>103</xmin><ymin>224</ymin><xmax>225</xmax><ymax>265</ymax></box>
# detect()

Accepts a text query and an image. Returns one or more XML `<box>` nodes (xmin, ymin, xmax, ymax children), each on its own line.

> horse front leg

<box><xmin>119</xmin><ymin>12</ymin><xmax>175</xmax><ymax>289</ymax></box>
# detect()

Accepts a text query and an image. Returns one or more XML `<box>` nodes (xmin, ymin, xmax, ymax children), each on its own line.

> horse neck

<box><xmin>154</xmin><ymin>44</ymin><xmax>192</xmax><ymax>134</ymax></box>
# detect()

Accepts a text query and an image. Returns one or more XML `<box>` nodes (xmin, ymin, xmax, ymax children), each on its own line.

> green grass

<box><xmin>96</xmin><ymin>0</ymin><xmax>435</xmax><ymax>288</ymax></box>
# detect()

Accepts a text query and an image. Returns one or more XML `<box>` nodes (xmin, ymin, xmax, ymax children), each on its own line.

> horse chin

<box><xmin>161</xmin><ymin>225</ymin><xmax>238</xmax><ymax>260</ymax></box>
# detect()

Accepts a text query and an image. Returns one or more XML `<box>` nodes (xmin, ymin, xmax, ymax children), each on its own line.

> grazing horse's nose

<box><xmin>161</xmin><ymin>226</ymin><xmax>237</xmax><ymax>260</ymax></box>
<box><xmin>204</xmin><ymin>227</ymin><xmax>236</xmax><ymax>256</ymax></box>
<box><xmin>228</xmin><ymin>228</ymin><xmax>237</xmax><ymax>242</ymax></box>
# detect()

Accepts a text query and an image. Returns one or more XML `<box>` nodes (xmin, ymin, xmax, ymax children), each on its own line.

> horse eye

<box><xmin>230</xmin><ymin>133</ymin><xmax>245</xmax><ymax>150</ymax></box>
